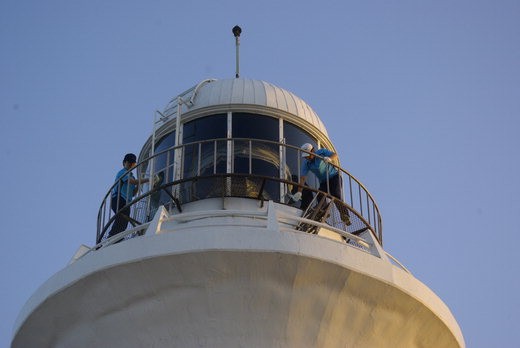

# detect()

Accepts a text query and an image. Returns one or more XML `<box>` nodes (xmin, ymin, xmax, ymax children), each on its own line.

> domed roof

<box><xmin>163</xmin><ymin>78</ymin><xmax>328</xmax><ymax>136</ymax></box>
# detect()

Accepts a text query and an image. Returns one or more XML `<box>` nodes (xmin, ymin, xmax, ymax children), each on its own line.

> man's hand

<box><xmin>292</xmin><ymin>191</ymin><xmax>302</xmax><ymax>201</ymax></box>
<box><xmin>323</xmin><ymin>156</ymin><xmax>332</xmax><ymax>163</ymax></box>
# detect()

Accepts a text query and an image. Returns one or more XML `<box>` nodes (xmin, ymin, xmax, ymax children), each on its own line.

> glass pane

<box><xmin>232</xmin><ymin>113</ymin><xmax>279</xmax><ymax>141</ymax></box>
<box><xmin>232</xmin><ymin>113</ymin><xmax>280</xmax><ymax>199</ymax></box>
<box><xmin>153</xmin><ymin>131</ymin><xmax>175</xmax><ymax>181</ymax></box>
<box><xmin>183</xmin><ymin>114</ymin><xmax>227</xmax><ymax>144</ymax></box>
<box><xmin>183</xmin><ymin>115</ymin><xmax>227</xmax><ymax>177</ymax></box>
<box><xmin>181</xmin><ymin>115</ymin><xmax>227</xmax><ymax>200</ymax></box>
<box><xmin>283</xmin><ymin>122</ymin><xmax>318</xmax><ymax>187</ymax></box>
<box><xmin>283</xmin><ymin>122</ymin><xmax>316</xmax><ymax>148</ymax></box>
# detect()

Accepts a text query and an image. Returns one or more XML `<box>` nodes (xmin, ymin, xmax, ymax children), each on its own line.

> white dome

<box><xmin>163</xmin><ymin>78</ymin><xmax>328</xmax><ymax>137</ymax></box>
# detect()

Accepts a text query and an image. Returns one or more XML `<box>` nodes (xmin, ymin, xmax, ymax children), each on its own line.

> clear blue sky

<box><xmin>1</xmin><ymin>1</ymin><xmax>519</xmax><ymax>347</ymax></box>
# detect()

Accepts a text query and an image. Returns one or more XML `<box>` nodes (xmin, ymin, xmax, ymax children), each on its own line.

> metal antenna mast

<box><xmin>232</xmin><ymin>25</ymin><xmax>242</xmax><ymax>78</ymax></box>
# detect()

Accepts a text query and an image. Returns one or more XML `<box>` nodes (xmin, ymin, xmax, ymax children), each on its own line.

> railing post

<box><xmin>358</xmin><ymin>184</ymin><xmax>363</xmax><ymax>216</ymax></box>
<box><xmin>348</xmin><ymin>175</ymin><xmax>353</xmax><ymax>207</ymax></box>
<box><xmin>166</xmin><ymin>149</ymin><xmax>171</xmax><ymax>184</ymax></box>
<box><xmin>366</xmin><ymin>191</ymin><xmax>371</xmax><ymax>225</ymax></box>
<box><xmin>213</xmin><ymin>140</ymin><xmax>217</xmax><ymax>174</ymax></box>
<box><xmin>326</xmin><ymin>169</ymin><xmax>330</xmax><ymax>194</ymax></box>
<box><xmin>297</xmin><ymin>150</ymin><xmax>301</xmax><ymax>186</ymax></box>
<box><xmin>248</xmin><ymin>140</ymin><xmax>252</xmax><ymax>174</ymax></box>
<box><xmin>279</xmin><ymin>139</ymin><xmax>286</xmax><ymax>202</ymax></box>
<box><xmin>197</xmin><ymin>142</ymin><xmax>202</xmax><ymax>176</ymax></box>
<box><xmin>147</xmin><ymin>111</ymin><xmax>158</xmax><ymax>224</ymax></box>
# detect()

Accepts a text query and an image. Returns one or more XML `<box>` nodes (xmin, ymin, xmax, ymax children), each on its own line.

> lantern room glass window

<box><xmin>232</xmin><ymin>113</ymin><xmax>280</xmax><ymax>200</ymax></box>
<box><xmin>181</xmin><ymin>114</ymin><xmax>227</xmax><ymax>201</ymax></box>
<box><xmin>150</xmin><ymin>112</ymin><xmax>321</xmax><ymax>203</ymax></box>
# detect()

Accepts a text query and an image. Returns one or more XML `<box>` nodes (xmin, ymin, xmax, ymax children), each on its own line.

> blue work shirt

<box><xmin>111</xmin><ymin>168</ymin><xmax>136</xmax><ymax>202</ymax></box>
<box><xmin>301</xmin><ymin>148</ymin><xmax>338</xmax><ymax>183</ymax></box>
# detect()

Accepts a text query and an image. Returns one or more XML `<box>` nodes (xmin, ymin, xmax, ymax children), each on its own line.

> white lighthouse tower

<box><xmin>11</xmin><ymin>28</ymin><xmax>465</xmax><ymax>348</ymax></box>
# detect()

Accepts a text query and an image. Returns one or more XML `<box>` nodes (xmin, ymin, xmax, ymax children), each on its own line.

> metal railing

<box><xmin>97</xmin><ymin>138</ymin><xmax>383</xmax><ymax>245</ymax></box>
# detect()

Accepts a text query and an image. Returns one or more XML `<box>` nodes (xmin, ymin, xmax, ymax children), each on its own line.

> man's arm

<box><xmin>321</xmin><ymin>149</ymin><xmax>338</xmax><ymax>163</ymax></box>
<box><xmin>297</xmin><ymin>176</ymin><xmax>307</xmax><ymax>193</ymax></box>
<box><xmin>129</xmin><ymin>176</ymin><xmax>149</xmax><ymax>185</ymax></box>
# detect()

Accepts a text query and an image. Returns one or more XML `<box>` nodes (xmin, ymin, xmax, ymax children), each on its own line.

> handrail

<box><xmin>385</xmin><ymin>251</ymin><xmax>412</xmax><ymax>274</ymax></box>
<box><xmin>97</xmin><ymin>138</ymin><xmax>383</xmax><ymax>245</ymax></box>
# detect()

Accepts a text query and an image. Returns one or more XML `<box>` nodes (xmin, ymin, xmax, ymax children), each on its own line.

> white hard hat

<box><xmin>301</xmin><ymin>143</ymin><xmax>313</xmax><ymax>157</ymax></box>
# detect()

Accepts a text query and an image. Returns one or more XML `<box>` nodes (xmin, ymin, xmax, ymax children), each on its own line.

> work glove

<box><xmin>323</xmin><ymin>156</ymin><xmax>332</xmax><ymax>163</ymax></box>
<box><xmin>292</xmin><ymin>191</ymin><xmax>302</xmax><ymax>201</ymax></box>
<box><xmin>153</xmin><ymin>174</ymin><xmax>162</xmax><ymax>186</ymax></box>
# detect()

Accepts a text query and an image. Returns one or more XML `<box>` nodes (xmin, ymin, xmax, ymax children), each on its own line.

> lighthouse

<box><xmin>11</xmin><ymin>29</ymin><xmax>465</xmax><ymax>348</ymax></box>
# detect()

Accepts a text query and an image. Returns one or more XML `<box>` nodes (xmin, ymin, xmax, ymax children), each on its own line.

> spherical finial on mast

<box><xmin>232</xmin><ymin>25</ymin><xmax>242</xmax><ymax>78</ymax></box>
<box><xmin>232</xmin><ymin>25</ymin><xmax>242</xmax><ymax>37</ymax></box>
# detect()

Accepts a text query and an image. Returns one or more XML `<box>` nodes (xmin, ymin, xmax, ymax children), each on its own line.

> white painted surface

<box><xmin>12</xmin><ymin>211</ymin><xmax>465</xmax><ymax>347</ymax></box>
<box><xmin>165</xmin><ymin>78</ymin><xmax>328</xmax><ymax>137</ymax></box>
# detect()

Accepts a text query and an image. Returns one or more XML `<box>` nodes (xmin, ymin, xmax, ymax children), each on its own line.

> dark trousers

<box><xmin>301</xmin><ymin>174</ymin><xmax>350</xmax><ymax>222</ymax></box>
<box><xmin>301</xmin><ymin>174</ymin><xmax>342</xmax><ymax>208</ymax></box>
<box><xmin>108</xmin><ymin>195</ymin><xmax>130</xmax><ymax>238</ymax></box>
<box><xmin>318</xmin><ymin>174</ymin><xmax>342</xmax><ymax>200</ymax></box>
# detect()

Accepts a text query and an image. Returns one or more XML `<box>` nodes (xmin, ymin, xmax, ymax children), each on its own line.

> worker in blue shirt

<box><xmin>292</xmin><ymin>143</ymin><xmax>351</xmax><ymax>225</ymax></box>
<box><xmin>107</xmin><ymin>153</ymin><xmax>149</xmax><ymax>239</ymax></box>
